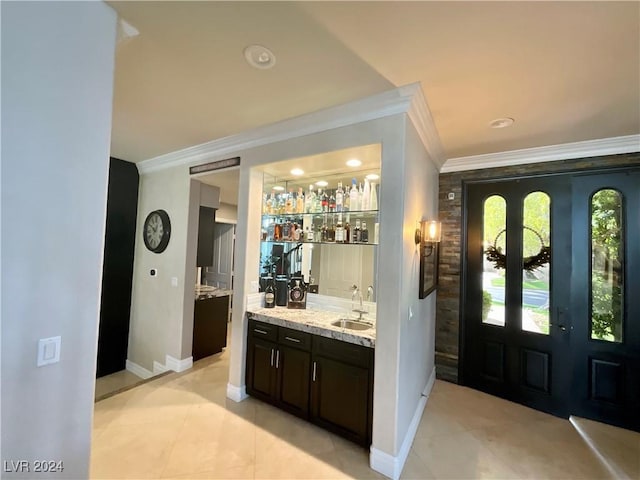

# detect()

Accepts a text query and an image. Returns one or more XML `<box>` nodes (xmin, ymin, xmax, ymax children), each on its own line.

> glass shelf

<box><xmin>261</xmin><ymin>210</ymin><xmax>378</xmax><ymax>221</ymax></box>
<box><xmin>261</xmin><ymin>239</ymin><xmax>378</xmax><ymax>246</ymax></box>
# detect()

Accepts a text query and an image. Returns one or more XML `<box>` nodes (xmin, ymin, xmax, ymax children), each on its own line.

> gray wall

<box><xmin>1</xmin><ymin>2</ymin><xmax>117</xmax><ymax>477</ymax></box>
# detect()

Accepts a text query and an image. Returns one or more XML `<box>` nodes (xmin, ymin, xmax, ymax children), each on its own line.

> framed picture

<box><xmin>419</xmin><ymin>241</ymin><xmax>439</xmax><ymax>299</ymax></box>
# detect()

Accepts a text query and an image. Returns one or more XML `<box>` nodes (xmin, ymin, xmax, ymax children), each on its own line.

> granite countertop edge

<box><xmin>247</xmin><ymin>307</ymin><xmax>375</xmax><ymax>348</ymax></box>
<box><xmin>195</xmin><ymin>287</ymin><xmax>233</xmax><ymax>300</ymax></box>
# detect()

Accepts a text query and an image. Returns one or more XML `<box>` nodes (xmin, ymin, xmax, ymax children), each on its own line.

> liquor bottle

<box><xmin>335</xmin><ymin>214</ymin><xmax>344</xmax><ymax>243</ymax></box>
<box><xmin>262</xmin><ymin>193</ymin><xmax>268</xmax><ymax>214</ymax></box>
<box><xmin>293</xmin><ymin>222</ymin><xmax>301</xmax><ymax>241</ymax></box>
<box><xmin>297</xmin><ymin>187</ymin><xmax>305</xmax><ymax>214</ymax></box>
<box><xmin>362</xmin><ymin>179</ymin><xmax>371</xmax><ymax>211</ymax></box>
<box><xmin>305</xmin><ymin>185</ymin><xmax>314</xmax><ymax>213</ymax></box>
<box><xmin>274</xmin><ymin>222</ymin><xmax>281</xmax><ymax>241</ymax></box>
<box><xmin>314</xmin><ymin>188</ymin><xmax>323</xmax><ymax>213</ymax></box>
<box><xmin>353</xmin><ymin>219</ymin><xmax>361</xmax><ymax>243</ymax></box>
<box><xmin>358</xmin><ymin>183</ymin><xmax>364</xmax><ymax>212</ymax></box>
<box><xmin>361</xmin><ymin>222</ymin><xmax>369</xmax><ymax>243</ymax></box>
<box><xmin>282</xmin><ymin>221</ymin><xmax>291</xmax><ymax>241</ymax></box>
<box><xmin>335</xmin><ymin>182</ymin><xmax>344</xmax><ymax>212</ymax></box>
<box><xmin>266</xmin><ymin>193</ymin><xmax>274</xmax><ymax>215</ymax></box>
<box><xmin>327</xmin><ymin>217</ymin><xmax>335</xmax><ymax>242</ymax></box>
<box><xmin>306</xmin><ymin>225</ymin><xmax>314</xmax><ymax>242</ymax></box>
<box><xmin>345</xmin><ymin>217</ymin><xmax>351</xmax><ymax>243</ymax></box>
<box><xmin>370</xmin><ymin>182</ymin><xmax>378</xmax><ymax>211</ymax></box>
<box><xmin>264</xmin><ymin>279</ymin><xmax>276</xmax><ymax>308</ymax></box>
<box><xmin>349</xmin><ymin>179</ymin><xmax>359</xmax><ymax>212</ymax></box>
<box><xmin>321</xmin><ymin>189</ymin><xmax>328</xmax><ymax>213</ymax></box>
<box><xmin>277</xmin><ymin>194</ymin><xmax>285</xmax><ymax>215</ymax></box>
<box><xmin>321</xmin><ymin>222</ymin><xmax>328</xmax><ymax>242</ymax></box>
<box><xmin>329</xmin><ymin>190</ymin><xmax>336</xmax><ymax>212</ymax></box>
<box><xmin>285</xmin><ymin>191</ymin><xmax>293</xmax><ymax>214</ymax></box>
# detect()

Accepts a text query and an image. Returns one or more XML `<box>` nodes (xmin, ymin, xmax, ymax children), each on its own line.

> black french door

<box><xmin>463</xmin><ymin>168</ymin><xmax>640</xmax><ymax>431</ymax></box>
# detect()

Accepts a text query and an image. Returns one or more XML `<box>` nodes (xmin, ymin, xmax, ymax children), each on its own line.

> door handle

<box><xmin>270</xmin><ymin>348</ymin><xmax>274</xmax><ymax>367</ymax></box>
<box><xmin>312</xmin><ymin>361</ymin><xmax>317</xmax><ymax>382</ymax></box>
<box><xmin>275</xmin><ymin>349</ymin><xmax>280</xmax><ymax>369</ymax></box>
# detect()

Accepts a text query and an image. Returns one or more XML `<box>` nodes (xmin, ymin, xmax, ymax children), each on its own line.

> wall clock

<box><xmin>143</xmin><ymin>209</ymin><xmax>171</xmax><ymax>253</ymax></box>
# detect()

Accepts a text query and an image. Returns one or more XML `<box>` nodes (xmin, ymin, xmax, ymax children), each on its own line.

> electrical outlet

<box><xmin>448</xmin><ymin>192</ymin><xmax>455</xmax><ymax>200</ymax></box>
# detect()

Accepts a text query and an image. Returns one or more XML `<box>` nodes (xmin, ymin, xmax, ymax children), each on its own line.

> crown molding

<box><xmin>405</xmin><ymin>84</ymin><xmax>446</xmax><ymax>169</ymax></box>
<box><xmin>137</xmin><ymin>83</ymin><xmax>440</xmax><ymax>174</ymax></box>
<box><xmin>441</xmin><ymin>134</ymin><xmax>640</xmax><ymax>173</ymax></box>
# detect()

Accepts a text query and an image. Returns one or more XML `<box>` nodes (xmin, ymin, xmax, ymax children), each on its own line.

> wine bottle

<box><xmin>354</xmin><ymin>219</ymin><xmax>361</xmax><ymax>243</ymax></box>
<box><xmin>297</xmin><ymin>187</ymin><xmax>305</xmax><ymax>214</ymax></box>
<box><xmin>264</xmin><ymin>279</ymin><xmax>276</xmax><ymax>308</ymax></box>
<box><xmin>335</xmin><ymin>182</ymin><xmax>344</xmax><ymax>212</ymax></box>
<box><xmin>349</xmin><ymin>179</ymin><xmax>359</xmax><ymax>212</ymax></box>
<box><xmin>335</xmin><ymin>214</ymin><xmax>344</xmax><ymax>243</ymax></box>
<box><xmin>361</xmin><ymin>221</ymin><xmax>369</xmax><ymax>243</ymax></box>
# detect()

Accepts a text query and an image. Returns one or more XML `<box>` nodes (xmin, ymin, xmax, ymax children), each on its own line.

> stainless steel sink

<box><xmin>331</xmin><ymin>319</ymin><xmax>372</xmax><ymax>331</ymax></box>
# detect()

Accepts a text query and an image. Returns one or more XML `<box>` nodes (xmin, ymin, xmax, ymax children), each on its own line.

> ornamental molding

<box><xmin>441</xmin><ymin>135</ymin><xmax>640</xmax><ymax>173</ymax></box>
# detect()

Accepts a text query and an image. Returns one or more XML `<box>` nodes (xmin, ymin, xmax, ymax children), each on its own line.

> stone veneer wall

<box><xmin>436</xmin><ymin>151</ymin><xmax>640</xmax><ymax>382</ymax></box>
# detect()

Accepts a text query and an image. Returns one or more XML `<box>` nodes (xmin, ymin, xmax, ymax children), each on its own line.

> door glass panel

<box><xmin>483</xmin><ymin>195</ymin><xmax>506</xmax><ymax>326</ymax></box>
<box><xmin>521</xmin><ymin>192</ymin><xmax>551</xmax><ymax>334</ymax></box>
<box><xmin>591</xmin><ymin>189</ymin><xmax>624</xmax><ymax>342</ymax></box>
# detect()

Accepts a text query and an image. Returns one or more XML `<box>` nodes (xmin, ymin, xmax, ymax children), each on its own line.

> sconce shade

<box><xmin>424</xmin><ymin>220</ymin><xmax>442</xmax><ymax>243</ymax></box>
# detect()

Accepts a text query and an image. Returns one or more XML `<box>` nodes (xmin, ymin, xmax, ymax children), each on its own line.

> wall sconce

<box><xmin>415</xmin><ymin>220</ymin><xmax>441</xmax><ymax>257</ymax></box>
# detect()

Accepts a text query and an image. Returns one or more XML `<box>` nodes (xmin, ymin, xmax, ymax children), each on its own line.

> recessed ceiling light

<box><xmin>290</xmin><ymin>168</ymin><xmax>304</xmax><ymax>176</ymax></box>
<box><xmin>365</xmin><ymin>173</ymin><xmax>380</xmax><ymax>180</ymax></box>
<box><xmin>244</xmin><ymin>45</ymin><xmax>276</xmax><ymax>70</ymax></box>
<box><xmin>346</xmin><ymin>159</ymin><xmax>362</xmax><ymax>167</ymax></box>
<box><xmin>489</xmin><ymin>117</ymin><xmax>515</xmax><ymax>129</ymax></box>
<box><xmin>315</xmin><ymin>180</ymin><xmax>328</xmax><ymax>187</ymax></box>
<box><xmin>272</xmin><ymin>185</ymin><xmax>285</xmax><ymax>191</ymax></box>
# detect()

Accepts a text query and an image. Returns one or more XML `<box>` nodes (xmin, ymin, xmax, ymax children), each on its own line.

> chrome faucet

<box><xmin>366</xmin><ymin>285</ymin><xmax>374</xmax><ymax>302</ymax></box>
<box><xmin>351</xmin><ymin>286</ymin><xmax>367</xmax><ymax>320</ymax></box>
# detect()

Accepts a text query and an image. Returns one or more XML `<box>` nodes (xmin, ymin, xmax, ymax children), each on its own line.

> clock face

<box><xmin>143</xmin><ymin>209</ymin><xmax>171</xmax><ymax>253</ymax></box>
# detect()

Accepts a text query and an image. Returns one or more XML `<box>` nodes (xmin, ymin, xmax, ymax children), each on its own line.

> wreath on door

<box><xmin>485</xmin><ymin>226</ymin><xmax>551</xmax><ymax>272</ymax></box>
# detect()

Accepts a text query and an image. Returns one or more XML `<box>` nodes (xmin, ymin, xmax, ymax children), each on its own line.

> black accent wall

<box><xmin>96</xmin><ymin>158</ymin><xmax>139</xmax><ymax>378</ymax></box>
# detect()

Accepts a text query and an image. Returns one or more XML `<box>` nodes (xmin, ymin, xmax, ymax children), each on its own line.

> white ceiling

<box><xmin>109</xmin><ymin>1</ymin><xmax>640</xmax><ymax>190</ymax></box>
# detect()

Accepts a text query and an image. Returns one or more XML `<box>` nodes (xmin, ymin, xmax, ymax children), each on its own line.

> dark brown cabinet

<box><xmin>246</xmin><ymin>318</ymin><xmax>374</xmax><ymax>446</ymax></box>
<box><xmin>246</xmin><ymin>320</ymin><xmax>311</xmax><ymax>418</ymax></box>
<box><xmin>192</xmin><ymin>295</ymin><xmax>229</xmax><ymax>361</ymax></box>
<box><xmin>310</xmin><ymin>336</ymin><xmax>373</xmax><ymax>446</ymax></box>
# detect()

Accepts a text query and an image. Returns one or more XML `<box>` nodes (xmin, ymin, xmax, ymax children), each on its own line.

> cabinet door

<box><xmin>310</xmin><ymin>355</ymin><xmax>370</xmax><ymax>445</ymax></box>
<box><xmin>275</xmin><ymin>345</ymin><xmax>311</xmax><ymax>418</ymax></box>
<box><xmin>246</xmin><ymin>337</ymin><xmax>277</xmax><ymax>401</ymax></box>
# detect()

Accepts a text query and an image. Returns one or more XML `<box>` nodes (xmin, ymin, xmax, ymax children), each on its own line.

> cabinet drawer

<box><xmin>312</xmin><ymin>335</ymin><xmax>373</xmax><ymax>369</ymax></box>
<box><xmin>278</xmin><ymin>327</ymin><xmax>311</xmax><ymax>351</ymax></box>
<box><xmin>249</xmin><ymin>319</ymin><xmax>278</xmax><ymax>342</ymax></box>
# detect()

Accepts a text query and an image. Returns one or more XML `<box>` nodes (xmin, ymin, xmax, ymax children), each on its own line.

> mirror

<box><xmin>260</xmin><ymin>242</ymin><xmax>376</xmax><ymax>301</ymax></box>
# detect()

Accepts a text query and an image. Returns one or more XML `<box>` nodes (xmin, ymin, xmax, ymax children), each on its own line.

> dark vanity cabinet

<box><xmin>310</xmin><ymin>336</ymin><xmax>374</xmax><ymax>446</ymax></box>
<box><xmin>192</xmin><ymin>295</ymin><xmax>229</xmax><ymax>361</ymax></box>
<box><xmin>246</xmin><ymin>318</ymin><xmax>374</xmax><ymax>446</ymax></box>
<box><xmin>246</xmin><ymin>320</ymin><xmax>311</xmax><ymax>418</ymax></box>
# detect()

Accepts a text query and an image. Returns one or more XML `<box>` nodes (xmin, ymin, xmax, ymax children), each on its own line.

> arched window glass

<box><xmin>521</xmin><ymin>192</ymin><xmax>551</xmax><ymax>334</ymax></box>
<box><xmin>482</xmin><ymin>195</ymin><xmax>506</xmax><ymax>326</ymax></box>
<box><xmin>591</xmin><ymin>189</ymin><xmax>624</xmax><ymax>342</ymax></box>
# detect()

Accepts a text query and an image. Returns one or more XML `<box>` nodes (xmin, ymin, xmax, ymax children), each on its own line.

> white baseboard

<box><xmin>165</xmin><ymin>355</ymin><xmax>193</xmax><ymax>373</ymax></box>
<box><xmin>226</xmin><ymin>382</ymin><xmax>248</xmax><ymax>402</ymax></box>
<box><xmin>370</xmin><ymin>366</ymin><xmax>436</xmax><ymax>480</ymax></box>
<box><xmin>153</xmin><ymin>361</ymin><xmax>169</xmax><ymax>375</ymax></box>
<box><xmin>125</xmin><ymin>359</ymin><xmax>153</xmax><ymax>380</ymax></box>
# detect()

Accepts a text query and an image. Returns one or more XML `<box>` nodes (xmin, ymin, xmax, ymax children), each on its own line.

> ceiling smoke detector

<box><xmin>244</xmin><ymin>45</ymin><xmax>276</xmax><ymax>70</ymax></box>
<box><xmin>489</xmin><ymin>117</ymin><xmax>515</xmax><ymax>129</ymax></box>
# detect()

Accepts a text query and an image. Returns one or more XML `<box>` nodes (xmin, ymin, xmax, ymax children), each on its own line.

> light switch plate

<box><xmin>171</xmin><ymin>277</ymin><xmax>178</xmax><ymax>287</ymax></box>
<box><xmin>37</xmin><ymin>336</ymin><xmax>61</xmax><ymax>366</ymax></box>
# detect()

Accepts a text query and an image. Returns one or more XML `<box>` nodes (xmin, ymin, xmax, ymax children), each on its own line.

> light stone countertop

<box><xmin>247</xmin><ymin>306</ymin><xmax>375</xmax><ymax>348</ymax></box>
<box><xmin>195</xmin><ymin>285</ymin><xmax>233</xmax><ymax>300</ymax></box>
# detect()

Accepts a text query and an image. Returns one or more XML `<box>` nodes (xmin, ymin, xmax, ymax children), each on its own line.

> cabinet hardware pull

<box><xmin>270</xmin><ymin>349</ymin><xmax>274</xmax><ymax>367</ymax></box>
<box><xmin>312</xmin><ymin>361</ymin><xmax>317</xmax><ymax>382</ymax></box>
<box><xmin>276</xmin><ymin>350</ymin><xmax>280</xmax><ymax>369</ymax></box>
<box><xmin>255</xmin><ymin>328</ymin><xmax>268</xmax><ymax>335</ymax></box>
<box><xmin>284</xmin><ymin>336</ymin><xmax>301</xmax><ymax>343</ymax></box>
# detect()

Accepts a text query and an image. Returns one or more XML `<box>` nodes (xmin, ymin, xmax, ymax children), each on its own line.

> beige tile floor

<box><xmin>92</xmin><ymin>346</ymin><xmax>640</xmax><ymax>480</ymax></box>
<box><xmin>95</xmin><ymin>369</ymin><xmax>146</xmax><ymax>400</ymax></box>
